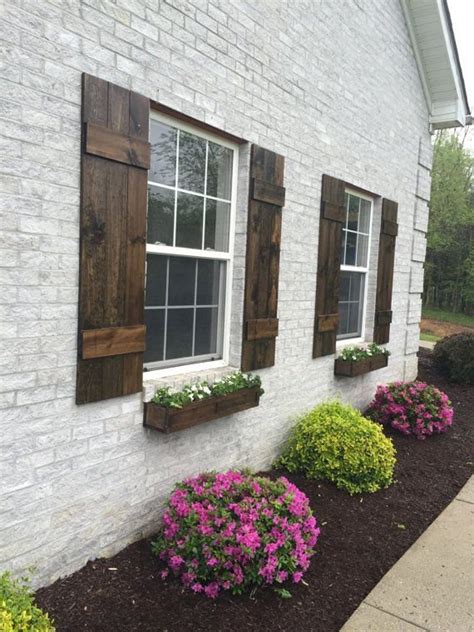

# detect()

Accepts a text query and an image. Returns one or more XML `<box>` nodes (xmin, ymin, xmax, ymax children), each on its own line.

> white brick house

<box><xmin>0</xmin><ymin>0</ymin><xmax>470</xmax><ymax>587</ymax></box>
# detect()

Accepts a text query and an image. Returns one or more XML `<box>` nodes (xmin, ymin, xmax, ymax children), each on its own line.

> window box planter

<box><xmin>144</xmin><ymin>386</ymin><xmax>261</xmax><ymax>434</ymax></box>
<box><xmin>334</xmin><ymin>353</ymin><xmax>389</xmax><ymax>377</ymax></box>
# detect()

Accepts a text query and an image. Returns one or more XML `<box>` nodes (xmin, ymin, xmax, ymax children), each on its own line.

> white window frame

<box><xmin>336</xmin><ymin>187</ymin><xmax>374</xmax><ymax>347</ymax></box>
<box><xmin>144</xmin><ymin>110</ymin><xmax>239</xmax><ymax>380</ymax></box>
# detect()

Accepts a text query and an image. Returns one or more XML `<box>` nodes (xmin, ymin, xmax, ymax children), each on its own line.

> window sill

<box><xmin>142</xmin><ymin>361</ymin><xmax>238</xmax><ymax>402</ymax></box>
<box><xmin>336</xmin><ymin>337</ymin><xmax>365</xmax><ymax>349</ymax></box>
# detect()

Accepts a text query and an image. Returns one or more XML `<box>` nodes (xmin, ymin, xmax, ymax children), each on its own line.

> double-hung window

<box><xmin>338</xmin><ymin>189</ymin><xmax>373</xmax><ymax>341</ymax></box>
<box><xmin>144</xmin><ymin>113</ymin><xmax>237</xmax><ymax>371</ymax></box>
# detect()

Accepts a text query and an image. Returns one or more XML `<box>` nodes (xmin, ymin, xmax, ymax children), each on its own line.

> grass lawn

<box><xmin>421</xmin><ymin>307</ymin><xmax>474</xmax><ymax>329</ymax></box>
<box><xmin>420</xmin><ymin>332</ymin><xmax>442</xmax><ymax>343</ymax></box>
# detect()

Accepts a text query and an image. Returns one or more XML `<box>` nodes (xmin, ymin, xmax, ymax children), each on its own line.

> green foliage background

<box><xmin>424</xmin><ymin>130</ymin><xmax>474</xmax><ymax>314</ymax></box>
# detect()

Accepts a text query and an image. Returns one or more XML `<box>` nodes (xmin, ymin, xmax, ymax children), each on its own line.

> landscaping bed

<box><xmin>36</xmin><ymin>350</ymin><xmax>473</xmax><ymax>632</ymax></box>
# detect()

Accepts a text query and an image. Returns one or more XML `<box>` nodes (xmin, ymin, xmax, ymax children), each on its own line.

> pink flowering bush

<box><xmin>152</xmin><ymin>470</ymin><xmax>320</xmax><ymax>599</ymax></box>
<box><xmin>367</xmin><ymin>381</ymin><xmax>453</xmax><ymax>440</ymax></box>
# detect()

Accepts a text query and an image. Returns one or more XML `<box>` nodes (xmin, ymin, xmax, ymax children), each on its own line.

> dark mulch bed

<box><xmin>37</xmin><ymin>350</ymin><xmax>473</xmax><ymax>632</ymax></box>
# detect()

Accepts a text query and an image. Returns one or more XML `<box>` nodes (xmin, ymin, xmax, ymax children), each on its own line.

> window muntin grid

<box><xmin>338</xmin><ymin>191</ymin><xmax>373</xmax><ymax>340</ymax></box>
<box><xmin>145</xmin><ymin>114</ymin><xmax>236</xmax><ymax>371</ymax></box>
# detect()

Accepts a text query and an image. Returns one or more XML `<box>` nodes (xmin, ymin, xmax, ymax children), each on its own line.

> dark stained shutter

<box><xmin>312</xmin><ymin>175</ymin><xmax>345</xmax><ymax>358</ymax></box>
<box><xmin>241</xmin><ymin>145</ymin><xmax>285</xmax><ymax>372</ymax></box>
<box><xmin>373</xmin><ymin>198</ymin><xmax>398</xmax><ymax>344</ymax></box>
<box><xmin>76</xmin><ymin>73</ymin><xmax>150</xmax><ymax>404</ymax></box>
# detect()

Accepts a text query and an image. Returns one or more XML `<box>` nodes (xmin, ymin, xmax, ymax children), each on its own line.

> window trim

<box><xmin>337</xmin><ymin>187</ymin><xmax>374</xmax><ymax>346</ymax></box>
<box><xmin>144</xmin><ymin>110</ymin><xmax>239</xmax><ymax>379</ymax></box>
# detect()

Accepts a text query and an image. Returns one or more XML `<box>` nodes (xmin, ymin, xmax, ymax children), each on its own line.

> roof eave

<box><xmin>401</xmin><ymin>0</ymin><xmax>471</xmax><ymax>129</ymax></box>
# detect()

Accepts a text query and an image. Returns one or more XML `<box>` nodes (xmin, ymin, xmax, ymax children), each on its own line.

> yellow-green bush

<box><xmin>276</xmin><ymin>401</ymin><xmax>396</xmax><ymax>494</ymax></box>
<box><xmin>0</xmin><ymin>572</ymin><xmax>54</xmax><ymax>632</ymax></box>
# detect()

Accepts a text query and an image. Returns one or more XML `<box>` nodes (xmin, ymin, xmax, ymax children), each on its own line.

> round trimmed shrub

<box><xmin>152</xmin><ymin>470</ymin><xmax>320</xmax><ymax>598</ymax></box>
<box><xmin>277</xmin><ymin>401</ymin><xmax>396</xmax><ymax>495</ymax></box>
<box><xmin>367</xmin><ymin>381</ymin><xmax>453</xmax><ymax>440</ymax></box>
<box><xmin>0</xmin><ymin>572</ymin><xmax>55</xmax><ymax>632</ymax></box>
<box><xmin>433</xmin><ymin>333</ymin><xmax>474</xmax><ymax>384</ymax></box>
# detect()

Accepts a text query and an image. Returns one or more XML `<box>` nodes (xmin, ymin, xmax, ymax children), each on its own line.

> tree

<box><xmin>424</xmin><ymin>130</ymin><xmax>474</xmax><ymax>314</ymax></box>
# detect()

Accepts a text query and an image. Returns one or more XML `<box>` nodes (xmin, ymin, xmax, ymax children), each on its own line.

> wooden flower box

<box><xmin>334</xmin><ymin>353</ymin><xmax>389</xmax><ymax>377</ymax></box>
<box><xmin>144</xmin><ymin>386</ymin><xmax>261</xmax><ymax>434</ymax></box>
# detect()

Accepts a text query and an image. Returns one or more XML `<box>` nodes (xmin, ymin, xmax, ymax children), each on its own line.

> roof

<box><xmin>401</xmin><ymin>0</ymin><xmax>472</xmax><ymax>129</ymax></box>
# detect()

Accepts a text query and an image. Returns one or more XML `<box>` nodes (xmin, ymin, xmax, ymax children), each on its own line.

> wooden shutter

<box><xmin>312</xmin><ymin>175</ymin><xmax>345</xmax><ymax>358</ymax></box>
<box><xmin>373</xmin><ymin>198</ymin><xmax>398</xmax><ymax>344</ymax></box>
<box><xmin>76</xmin><ymin>73</ymin><xmax>150</xmax><ymax>404</ymax></box>
<box><xmin>241</xmin><ymin>145</ymin><xmax>285</xmax><ymax>372</ymax></box>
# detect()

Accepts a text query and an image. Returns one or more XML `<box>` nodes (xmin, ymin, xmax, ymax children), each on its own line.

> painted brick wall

<box><xmin>0</xmin><ymin>0</ymin><xmax>431</xmax><ymax>586</ymax></box>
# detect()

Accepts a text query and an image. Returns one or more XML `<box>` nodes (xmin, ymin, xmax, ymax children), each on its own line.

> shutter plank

<box><xmin>77</xmin><ymin>73</ymin><xmax>149</xmax><ymax>404</ymax></box>
<box><xmin>313</xmin><ymin>175</ymin><xmax>345</xmax><ymax>358</ymax></box>
<box><xmin>374</xmin><ymin>198</ymin><xmax>398</xmax><ymax>344</ymax></box>
<box><xmin>242</xmin><ymin>145</ymin><xmax>284</xmax><ymax>372</ymax></box>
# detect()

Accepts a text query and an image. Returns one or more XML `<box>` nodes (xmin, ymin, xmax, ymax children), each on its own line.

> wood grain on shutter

<box><xmin>373</xmin><ymin>198</ymin><xmax>398</xmax><ymax>344</ymax></box>
<box><xmin>313</xmin><ymin>175</ymin><xmax>345</xmax><ymax>358</ymax></box>
<box><xmin>76</xmin><ymin>73</ymin><xmax>149</xmax><ymax>404</ymax></box>
<box><xmin>241</xmin><ymin>145</ymin><xmax>285</xmax><ymax>372</ymax></box>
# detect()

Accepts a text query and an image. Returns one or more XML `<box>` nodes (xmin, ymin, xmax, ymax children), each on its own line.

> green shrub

<box><xmin>433</xmin><ymin>333</ymin><xmax>474</xmax><ymax>384</ymax></box>
<box><xmin>276</xmin><ymin>401</ymin><xmax>396</xmax><ymax>495</ymax></box>
<box><xmin>0</xmin><ymin>572</ymin><xmax>54</xmax><ymax>632</ymax></box>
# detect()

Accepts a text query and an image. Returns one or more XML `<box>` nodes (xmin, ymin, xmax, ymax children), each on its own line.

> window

<box><xmin>338</xmin><ymin>190</ymin><xmax>373</xmax><ymax>340</ymax></box>
<box><xmin>144</xmin><ymin>113</ymin><xmax>237</xmax><ymax>371</ymax></box>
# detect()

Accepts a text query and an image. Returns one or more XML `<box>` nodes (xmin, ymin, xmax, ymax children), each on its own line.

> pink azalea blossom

<box><xmin>152</xmin><ymin>470</ymin><xmax>320</xmax><ymax>598</ymax></box>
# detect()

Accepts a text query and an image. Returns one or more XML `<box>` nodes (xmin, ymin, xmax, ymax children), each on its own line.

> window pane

<box><xmin>347</xmin><ymin>194</ymin><xmax>360</xmax><ymax>231</ymax></box>
<box><xmin>166</xmin><ymin>309</ymin><xmax>193</xmax><ymax>359</ymax></box>
<box><xmin>195</xmin><ymin>307</ymin><xmax>218</xmax><ymax>355</ymax></box>
<box><xmin>348</xmin><ymin>301</ymin><xmax>362</xmax><ymax>336</ymax></box>
<box><xmin>339</xmin><ymin>271</ymin><xmax>350</xmax><ymax>302</ymax></box>
<box><xmin>197</xmin><ymin>259</ymin><xmax>221</xmax><ymax>305</ymax></box>
<box><xmin>356</xmin><ymin>234</ymin><xmax>369</xmax><ymax>267</ymax></box>
<box><xmin>338</xmin><ymin>302</ymin><xmax>349</xmax><ymax>336</ymax></box>
<box><xmin>340</xmin><ymin>230</ymin><xmax>346</xmax><ymax>266</ymax></box>
<box><xmin>168</xmin><ymin>256</ymin><xmax>195</xmax><ymax>305</ymax></box>
<box><xmin>145</xmin><ymin>254</ymin><xmax>167</xmax><ymax>306</ymax></box>
<box><xmin>147</xmin><ymin>185</ymin><xmax>174</xmax><ymax>246</ymax></box>
<box><xmin>149</xmin><ymin>120</ymin><xmax>176</xmax><ymax>186</ymax></box>
<box><xmin>144</xmin><ymin>309</ymin><xmax>165</xmax><ymax>363</ymax></box>
<box><xmin>176</xmin><ymin>192</ymin><xmax>204</xmax><ymax>249</ymax></box>
<box><xmin>178</xmin><ymin>131</ymin><xmax>206</xmax><ymax>193</ymax></box>
<box><xmin>205</xmin><ymin>199</ymin><xmax>230</xmax><ymax>251</ymax></box>
<box><xmin>359</xmin><ymin>199</ymin><xmax>371</xmax><ymax>233</ymax></box>
<box><xmin>207</xmin><ymin>142</ymin><xmax>233</xmax><ymax>199</ymax></box>
<box><xmin>345</xmin><ymin>231</ymin><xmax>357</xmax><ymax>265</ymax></box>
<box><xmin>349</xmin><ymin>271</ymin><xmax>364</xmax><ymax>302</ymax></box>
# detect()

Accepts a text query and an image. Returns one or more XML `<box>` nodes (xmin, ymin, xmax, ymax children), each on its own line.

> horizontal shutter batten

<box><xmin>85</xmin><ymin>122</ymin><xmax>151</xmax><ymax>169</ymax></box>
<box><xmin>246</xmin><ymin>318</ymin><xmax>279</xmax><ymax>341</ymax></box>
<box><xmin>251</xmin><ymin>178</ymin><xmax>286</xmax><ymax>206</ymax></box>
<box><xmin>381</xmin><ymin>219</ymin><xmax>398</xmax><ymax>236</ymax></box>
<box><xmin>82</xmin><ymin>325</ymin><xmax>146</xmax><ymax>360</ymax></box>
<box><xmin>375</xmin><ymin>310</ymin><xmax>392</xmax><ymax>325</ymax></box>
<box><xmin>316</xmin><ymin>313</ymin><xmax>339</xmax><ymax>333</ymax></box>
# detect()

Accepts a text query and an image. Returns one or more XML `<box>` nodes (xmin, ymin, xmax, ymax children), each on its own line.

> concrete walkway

<box><xmin>341</xmin><ymin>477</ymin><xmax>474</xmax><ymax>632</ymax></box>
<box><xmin>419</xmin><ymin>339</ymin><xmax>436</xmax><ymax>350</ymax></box>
